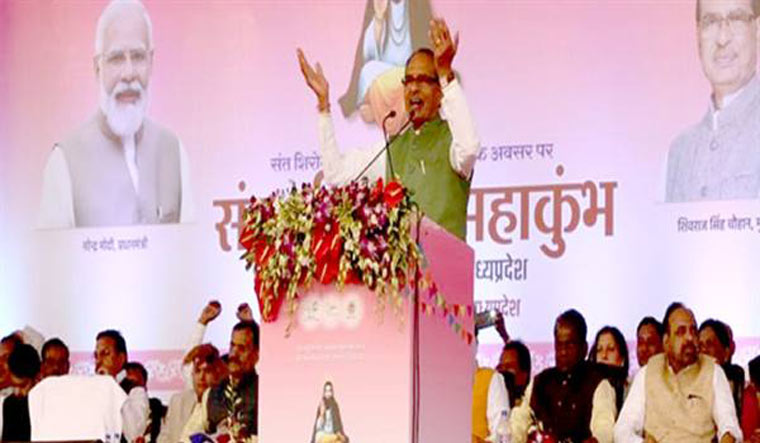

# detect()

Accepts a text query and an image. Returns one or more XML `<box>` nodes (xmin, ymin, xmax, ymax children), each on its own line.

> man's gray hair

<box><xmin>94</xmin><ymin>0</ymin><xmax>153</xmax><ymax>55</ymax></box>
<box><xmin>696</xmin><ymin>0</ymin><xmax>760</xmax><ymax>21</ymax></box>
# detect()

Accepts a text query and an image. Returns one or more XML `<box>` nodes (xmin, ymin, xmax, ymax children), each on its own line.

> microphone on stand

<box><xmin>353</xmin><ymin>110</ymin><xmax>412</xmax><ymax>182</ymax></box>
<box><xmin>382</xmin><ymin>110</ymin><xmax>398</xmax><ymax>180</ymax></box>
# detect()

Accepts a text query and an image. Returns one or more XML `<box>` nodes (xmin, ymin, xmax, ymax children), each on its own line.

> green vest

<box><xmin>386</xmin><ymin>117</ymin><xmax>471</xmax><ymax>240</ymax></box>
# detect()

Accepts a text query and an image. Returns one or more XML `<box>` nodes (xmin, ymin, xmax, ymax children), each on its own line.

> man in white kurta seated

<box><xmin>614</xmin><ymin>302</ymin><xmax>742</xmax><ymax>443</ymax></box>
<box><xmin>38</xmin><ymin>0</ymin><xmax>193</xmax><ymax>229</ymax></box>
<box><xmin>472</xmin><ymin>345</ymin><xmax>510</xmax><ymax>442</ymax></box>
<box><xmin>159</xmin><ymin>300</ymin><xmax>256</xmax><ymax>443</ymax></box>
<box><xmin>158</xmin><ymin>344</ymin><xmax>225</xmax><ymax>443</ymax></box>
<box><xmin>297</xmin><ymin>17</ymin><xmax>479</xmax><ymax>241</ymax></box>
<box><xmin>95</xmin><ymin>329</ymin><xmax>149</xmax><ymax>442</ymax></box>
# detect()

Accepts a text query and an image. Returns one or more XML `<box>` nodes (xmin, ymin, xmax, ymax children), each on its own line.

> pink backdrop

<box><xmin>0</xmin><ymin>0</ymin><xmax>758</xmax><ymax>399</ymax></box>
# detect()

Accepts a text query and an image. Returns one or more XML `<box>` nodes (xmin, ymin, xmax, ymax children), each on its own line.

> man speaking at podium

<box><xmin>297</xmin><ymin>17</ymin><xmax>479</xmax><ymax>241</ymax></box>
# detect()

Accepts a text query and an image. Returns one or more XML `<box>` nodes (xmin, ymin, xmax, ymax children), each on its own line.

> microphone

<box><xmin>353</xmin><ymin>110</ymin><xmax>412</xmax><ymax>182</ymax></box>
<box><xmin>383</xmin><ymin>110</ymin><xmax>398</xmax><ymax>137</ymax></box>
<box><xmin>383</xmin><ymin>111</ymin><xmax>397</xmax><ymax>179</ymax></box>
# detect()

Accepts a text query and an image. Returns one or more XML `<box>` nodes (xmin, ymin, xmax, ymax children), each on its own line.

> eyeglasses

<box><xmin>99</xmin><ymin>48</ymin><xmax>152</xmax><ymax>69</ymax></box>
<box><xmin>699</xmin><ymin>10</ymin><xmax>756</xmax><ymax>35</ymax></box>
<box><xmin>402</xmin><ymin>74</ymin><xmax>439</xmax><ymax>87</ymax></box>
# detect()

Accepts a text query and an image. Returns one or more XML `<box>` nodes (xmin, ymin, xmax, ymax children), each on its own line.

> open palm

<box><xmin>297</xmin><ymin>48</ymin><xmax>329</xmax><ymax>108</ymax></box>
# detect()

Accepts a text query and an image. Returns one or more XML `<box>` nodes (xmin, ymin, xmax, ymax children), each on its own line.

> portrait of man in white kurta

<box><xmin>38</xmin><ymin>0</ymin><xmax>194</xmax><ymax>229</ymax></box>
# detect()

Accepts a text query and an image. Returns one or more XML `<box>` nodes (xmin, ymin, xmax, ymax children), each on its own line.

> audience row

<box><xmin>2</xmin><ymin>300</ymin><xmax>759</xmax><ymax>443</ymax></box>
<box><xmin>475</xmin><ymin>302</ymin><xmax>759</xmax><ymax>443</ymax></box>
<box><xmin>0</xmin><ymin>301</ymin><xmax>259</xmax><ymax>443</ymax></box>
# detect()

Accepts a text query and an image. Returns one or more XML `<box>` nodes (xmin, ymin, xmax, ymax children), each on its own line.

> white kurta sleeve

<box><xmin>182</xmin><ymin>322</ymin><xmax>207</xmax><ymax>389</ymax></box>
<box><xmin>589</xmin><ymin>379</ymin><xmax>617</xmax><ymax>443</ymax></box>
<box><xmin>509</xmin><ymin>379</ymin><xmax>534</xmax><ymax>443</ymax></box>
<box><xmin>37</xmin><ymin>146</ymin><xmax>75</xmax><ymax>229</ymax></box>
<box><xmin>487</xmin><ymin>371</ymin><xmax>510</xmax><ymax>438</ymax></box>
<box><xmin>440</xmin><ymin>79</ymin><xmax>480</xmax><ymax>180</ymax></box>
<box><xmin>713</xmin><ymin>365</ymin><xmax>743</xmax><ymax>442</ymax></box>
<box><xmin>614</xmin><ymin>366</ymin><xmax>647</xmax><ymax>443</ymax></box>
<box><xmin>317</xmin><ymin>112</ymin><xmax>386</xmax><ymax>185</ymax></box>
<box><xmin>121</xmin><ymin>386</ymin><xmax>149</xmax><ymax>441</ymax></box>
<box><xmin>0</xmin><ymin>395</ymin><xmax>6</xmax><ymax>438</ymax></box>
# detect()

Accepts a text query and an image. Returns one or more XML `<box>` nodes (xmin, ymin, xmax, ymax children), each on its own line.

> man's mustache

<box><xmin>112</xmin><ymin>81</ymin><xmax>143</xmax><ymax>100</ymax></box>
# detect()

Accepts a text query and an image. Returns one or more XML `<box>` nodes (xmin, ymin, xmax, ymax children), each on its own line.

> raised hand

<box><xmin>494</xmin><ymin>311</ymin><xmax>510</xmax><ymax>344</ymax></box>
<box><xmin>297</xmin><ymin>48</ymin><xmax>330</xmax><ymax>112</ymax></box>
<box><xmin>428</xmin><ymin>18</ymin><xmax>458</xmax><ymax>82</ymax></box>
<box><xmin>198</xmin><ymin>300</ymin><xmax>222</xmax><ymax>325</ymax></box>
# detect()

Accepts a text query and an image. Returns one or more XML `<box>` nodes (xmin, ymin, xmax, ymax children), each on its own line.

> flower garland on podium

<box><xmin>239</xmin><ymin>178</ymin><xmax>420</xmax><ymax>324</ymax></box>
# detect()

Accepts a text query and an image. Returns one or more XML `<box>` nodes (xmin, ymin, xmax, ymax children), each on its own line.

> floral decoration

<box><xmin>240</xmin><ymin>178</ymin><xmax>421</xmax><ymax>323</ymax></box>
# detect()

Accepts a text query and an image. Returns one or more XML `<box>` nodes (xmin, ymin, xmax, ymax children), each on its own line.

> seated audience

<box><xmin>494</xmin><ymin>312</ymin><xmax>532</xmax><ymax>407</ymax></box>
<box><xmin>95</xmin><ymin>329</ymin><xmax>149</xmax><ymax>441</ymax></box>
<box><xmin>472</xmin><ymin>358</ymin><xmax>509</xmax><ymax>443</ymax></box>
<box><xmin>742</xmin><ymin>355</ymin><xmax>760</xmax><ymax>442</ymax></box>
<box><xmin>588</xmin><ymin>325</ymin><xmax>630</xmax><ymax>413</ymax></box>
<box><xmin>159</xmin><ymin>343</ymin><xmax>226</xmax><ymax>443</ymax></box>
<box><xmin>182</xmin><ymin>301</ymin><xmax>222</xmax><ymax>387</ymax></box>
<box><xmin>124</xmin><ymin>361</ymin><xmax>166</xmax><ymax>443</ymax></box>
<box><xmin>0</xmin><ymin>334</ymin><xmax>22</xmax><ymax>396</ymax></box>
<box><xmin>205</xmin><ymin>321</ymin><xmax>260</xmax><ymax>440</ymax></box>
<box><xmin>183</xmin><ymin>301</ymin><xmax>251</xmax><ymax>388</ymax></box>
<box><xmin>123</xmin><ymin>361</ymin><xmax>148</xmax><ymax>391</ymax></box>
<box><xmin>147</xmin><ymin>398</ymin><xmax>167</xmax><ymax>443</ymax></box>
<box><xmin>510</xmin><ymin>309</ymin><xmax>616</xmax><ymax>443</ymax></box>
<box><xmin>1</xmin><ymin>343</ymin><xmax>41</xmax><ymax>441</ymax></box>
<box><xmin>5</xmin><ymin>299</ymin><xmax>759</xmax><ymax>443</ymax></box>
<box><xmin>40</xmin><ymin>338</ymin><xmax>70</xmax><ymax>378</ymax></box>
<box><xmin>635</xmin><ymin>316</ymin><xmax>663</xmax><ymax>368</ymax></box>
<box><xmin>496</xmin><ymin>340</ymin><xmax>531</xmax><ymax>408</ymax></box>
<box><xmin>614</xmin><ymin>302</ymin><xmax>741</xmax><ymax>443</ymax></box>
<box><xmin>700</xmin><ymin>318</ymin><xmax>746</xmax><ymax>417</ymax></box>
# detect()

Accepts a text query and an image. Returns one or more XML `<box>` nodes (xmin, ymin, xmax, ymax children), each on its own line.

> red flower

<box><xmin>254</xmin><ymin>276</ymin><xmax>286</xmax><ymax>322</ymax></box>
<box><xmin>252</xmin><ymin>238</ymin><xmax>274</xmax><ymax>267</ymax></box>
<box><xmin>312</xmin><ymin>222</ymin><xmax>343</xmax><ymax>285</ymax></box>
<box><xmin>370</xmin><ymin>178</ymin><xmax>384</xmax><ymax>203</ymax></box>
<box><xmin>316</xmin><ymin>237</ymin><xmax>342</xmax><ymax>284</ymax></box>
<box><xmin>315</xmin><ymin>257</ymin><xmax>339</xmax><ymax>285</ymax></box>
<box><xmin>239</xmin><ymin>222</ymin><xmax>256</xmax><ymax>251</ymax></box>
<box><xmin>383</xmin><ymin>181</ymin><xmax>404</xmax><ymax>208</ymax></box>
<box><xmin>345</xmin><ymin>269</ymin><xmax>361</xmax><ymax>285</ymax></box>
<box><xmin>311</xmin><ymin>223</ymin><xmax>333</xmax><ymax>258</ymax></box>
<box><xmin>395</xmin><ymin>269</ymin><xmax>407</xmax><ymax>290</ymax></box>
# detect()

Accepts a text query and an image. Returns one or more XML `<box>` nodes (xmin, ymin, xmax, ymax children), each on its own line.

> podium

<box><xmin>257</xmin><ymin>217</ymin><xmax>474</xmax><ymax>443</ymax></box>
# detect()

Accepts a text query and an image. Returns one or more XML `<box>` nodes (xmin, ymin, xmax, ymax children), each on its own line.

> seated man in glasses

<box><xmin>38</xmin><ymin>0</ymin><xmax>193</xmax><ymax>228</ymax></box>
<box><xmin>297</xmin><ymin>17</ymin><xmax>479</xmax><ymax>241</ymax></box>
<box><xmin>665</xmin><ymin>0</ymin><xmax>760</xmax><ymax>202</ymax></box>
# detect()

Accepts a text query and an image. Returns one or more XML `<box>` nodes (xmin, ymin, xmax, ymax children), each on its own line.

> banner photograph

<box><xmin>1</xmin><ymin>0</ymin><xmax>758</xmax><ymax>442</ymax></box>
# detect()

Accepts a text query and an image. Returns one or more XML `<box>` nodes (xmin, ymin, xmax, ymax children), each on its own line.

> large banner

<box><xmin>1</xmin><ymin>0</ymin><xmax>759</xmax><ymax>393</ymax></box>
